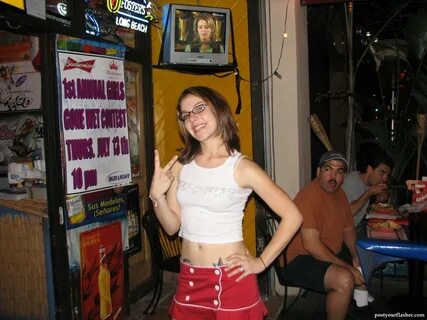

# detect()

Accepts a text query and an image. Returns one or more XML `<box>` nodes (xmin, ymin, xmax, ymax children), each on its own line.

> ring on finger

<box><xmin>240</xmin><ymin>266</ymin><xmax>244</xmax><ymax>273</ymax></box>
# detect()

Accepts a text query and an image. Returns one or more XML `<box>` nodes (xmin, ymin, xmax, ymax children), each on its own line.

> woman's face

<box><xmin>197</xmin><ymin>19</ymin><xmax>212</xmax><ymax>43</ymax></box>
<box><xmin>180</xmin><ymin>93</ymin><xmax>218</xmax><ymax>142</ymax></box>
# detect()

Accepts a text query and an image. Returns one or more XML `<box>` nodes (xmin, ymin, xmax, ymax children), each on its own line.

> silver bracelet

<box><xmin>149</xmin><ymin>194</ymin><xmax>166</xmax><ymax>207</ymax></box>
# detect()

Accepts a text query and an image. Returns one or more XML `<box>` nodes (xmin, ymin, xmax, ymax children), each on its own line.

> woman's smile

<box><xmin>192</xmin><ymin>123</ymin><xmax>206</xmax><ymax>133</ymax></box>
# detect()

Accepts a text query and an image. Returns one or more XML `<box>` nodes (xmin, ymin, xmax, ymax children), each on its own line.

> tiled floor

<box><xmin>128</xmin><ymin>269</ymin><xmax>427</xmax><ymax>320</ymax></box>
<box><xmin>129</xmin><ymin>272</ymin><xmax>177</xmax><ymax>320</ymax></box>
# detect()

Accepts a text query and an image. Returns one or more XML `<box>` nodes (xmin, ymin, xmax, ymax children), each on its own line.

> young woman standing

<box><xmin>149</xmin><ymin>86</ymin><xmax>302</xmax><ymax>319</ymax></box>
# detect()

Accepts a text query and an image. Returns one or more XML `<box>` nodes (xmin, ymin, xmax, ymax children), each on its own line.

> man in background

<box><xmin>283</xmin><ymin>151</ymin><xmax>366</xmax><ymax>320</ymax></box>
<box><xmin>342</xmin><ymin>144</ymin><xmax>394</xmax><ymax>227</ymax></box>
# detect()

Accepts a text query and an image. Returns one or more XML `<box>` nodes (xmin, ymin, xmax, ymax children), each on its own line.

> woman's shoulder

<box><xmin>233</xmin><ymin>155</ymin><xmax>261</xmax><ymax>176</ymax></box>
<box><xmin>230</xmin><ymin>150</ymin><xmax>247</xmax><ymax>163</ymax></box>
<box><xmin>233</xmin><ymin>156</ymin><xmax>269</xmax><ymax>190</ymax></box>
<box><xmin>171</xmin><ymin>159</ymin><xmax>184</xmax><ymax>176</ymax></box>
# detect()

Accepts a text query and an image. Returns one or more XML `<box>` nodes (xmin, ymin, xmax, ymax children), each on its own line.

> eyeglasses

<box><xmin>178</xmin><ymin>104</ymin><xmax>208</xmax><ymax>121</ymax></box>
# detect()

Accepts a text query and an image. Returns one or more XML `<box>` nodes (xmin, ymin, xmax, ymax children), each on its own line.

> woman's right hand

<box><xmin>149</xmin><ymin>150</ymin><xmax>178</xmax><ymax>200</ymax></box>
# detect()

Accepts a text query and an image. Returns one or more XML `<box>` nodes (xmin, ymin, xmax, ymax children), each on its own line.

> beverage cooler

<box><xmin>0</xmin><ymin>2</ymin><xmax>155</xmax><ymax>319</ymax></box>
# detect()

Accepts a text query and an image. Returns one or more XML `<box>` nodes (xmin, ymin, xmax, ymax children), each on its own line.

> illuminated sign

<box><xmin>0</xmin><ymin>0</ymin><xmax>25</xmax><ymax>10</ymax></box>
<box><xmin>57</xmin><ymin>2</ymin><xmax>67</xmax><ymax>16</ymax></box>
<box><xmin>107</xmin><ymin>0</ymin><xmax>121</xmax><ymax>13</ymax></box>
<box><xmin>107</xmin><ymin>0</ymin><xmax>154</xmax><ymax>34</ymax></box>
<box><xmin>46</xmin><ymin>0</ymin><xmax>71</xmax><ymax>26</ymax></box>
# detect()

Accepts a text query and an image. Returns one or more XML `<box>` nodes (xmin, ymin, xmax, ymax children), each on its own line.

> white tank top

<box><xmin>177</xmin><ymin>151</ymin><xmax>252</xmax><ymax>243</ymax></box>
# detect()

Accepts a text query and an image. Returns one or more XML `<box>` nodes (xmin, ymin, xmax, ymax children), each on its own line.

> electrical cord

<box><xmin>239</xmin><ymin>0</ymin><xmax>290</xmax><ymax>84</ymax></box>
<box><xmin>208</xmin><ymin>0</ymin><xmax>290</xmax><ymax>115</ymax></box>
<box><xmin>210</xmin><ymin>0</ymin><xmax>290</xmax><ymax>85</ymax></box>
<box><xmin>212</xmin><ymin>70</ymin><xmax>235</xmax><ymax>78</ymax></box>
<box><xmin>154</xmin><ymin>0</ymin><xmax>289</xmax><ymax>114</ymax></box>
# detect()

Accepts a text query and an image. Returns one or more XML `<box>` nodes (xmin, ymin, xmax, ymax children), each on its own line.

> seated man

<box><xmin>342</xmin><ymin>144</ymin><xmax>394</xmax><ymax>226</ymax></box>
<box><xmin>283</xmin><ymin>151</ymin><xmax>365</xmax><ymax>320</ymax></box>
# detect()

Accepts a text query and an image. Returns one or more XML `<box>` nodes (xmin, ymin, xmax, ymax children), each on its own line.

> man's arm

<box><xmin>343</xmin><ymin>226</ymin><xmax>358</xmax><ymax>264</ymax></box>
<box><xmin>343</xmin><ymin>226</ymin><xmax>367</xmax><ymax>286</ymax></box>
<box><xmin>348</xmin><ymin>184</ymin><xmax>387</xmax><ymax>216</ymax></box>
<box><xmin>348</xmin><ymin>190</ymin><xmax>371</xmax><ymax>216</ymax></box>
<box><xmin>301</xmin><ymin>228</ymin><xmax>352</xmax><ymax>268</ymax></box>
<box><xmin>302</xmin><ymin>228</ymin><xmax>365</xmax><ymax>285</ymax></box>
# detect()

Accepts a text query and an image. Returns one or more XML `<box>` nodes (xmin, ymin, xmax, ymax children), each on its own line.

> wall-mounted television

<box><xmin>161</xmin><ymin>4</ymin><xmax>231</xmax><ymax>66</ymax></box>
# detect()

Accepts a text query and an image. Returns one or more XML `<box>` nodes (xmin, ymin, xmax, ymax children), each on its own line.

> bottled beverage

<box><xmin>98</xmin><ymin>246</ymin><xmax>112</xmax><ymax>319</ymax></box>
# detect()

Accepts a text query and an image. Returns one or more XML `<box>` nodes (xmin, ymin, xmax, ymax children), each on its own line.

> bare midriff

<box><xmin>181</xmin><ymin>239</ymin><xmax>247</xmax><ymax>266</ymax></box>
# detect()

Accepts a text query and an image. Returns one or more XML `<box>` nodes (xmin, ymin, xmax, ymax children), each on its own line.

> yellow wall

<box><xmin>150</xmin><ymin>0</ymin><xmax>255</xmax><ymax>254</ymax></box>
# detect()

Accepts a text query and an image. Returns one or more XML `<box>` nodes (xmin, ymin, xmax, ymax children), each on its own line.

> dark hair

<box><xmin>357</xmin><ymin>143</ymin><xmax>394</xmax><ymax>173</ymax></box>
<box><xmin>176</xmin><ymin>86</ymin><xmax>240</xmax><ymax>164</ymax></box>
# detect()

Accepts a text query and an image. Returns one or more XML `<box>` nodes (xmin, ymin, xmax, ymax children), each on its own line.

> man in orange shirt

<box><xmin>283</xmin><ymin>151</ymin><xmax>365</xmax><ymax>320</ymax></box>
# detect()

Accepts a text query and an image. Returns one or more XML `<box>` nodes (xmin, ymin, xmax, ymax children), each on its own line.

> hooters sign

<box><xmin>106</xmin><ymin>0</ymin><xmax>154</xmax><ymax>34</ymax></box>
<box><xmin>107</xmin><ymin>0</ymin><xmax>122</xmax><ymax>13</ymax></box>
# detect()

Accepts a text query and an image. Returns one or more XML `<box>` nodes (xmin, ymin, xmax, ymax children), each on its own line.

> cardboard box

<box><xmin>31</xmin><ymin>184</ymin><xmax>47</xmax><ymax>200</ymax></box>
<box><xmin>412</xmin><ymin>178</ymin><xmax>427</xmax><ymax>213</ymax></box>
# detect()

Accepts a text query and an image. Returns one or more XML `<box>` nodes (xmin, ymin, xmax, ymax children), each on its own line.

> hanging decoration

<box><xmin>309</xmin><ymin>114</ymin><xmax>333</xmax><ymax>151</ymax></box>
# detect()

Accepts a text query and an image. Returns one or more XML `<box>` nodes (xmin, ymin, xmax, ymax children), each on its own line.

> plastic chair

<box><xmin>141</xmin><ymin>209</ymin><xmax>181</xmax><ymax>314</ymax></box>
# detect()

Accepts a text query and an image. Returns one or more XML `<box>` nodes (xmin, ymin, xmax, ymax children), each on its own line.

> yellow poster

<box><xmin>0</xmin><ymin>0</ymin><xmax>25</xmax><ymax>10</ymax></box>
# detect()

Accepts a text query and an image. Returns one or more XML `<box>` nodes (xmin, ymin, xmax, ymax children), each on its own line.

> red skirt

<box><xmin>169</xmin><ymin>262</ymin><xmax>268</xmax><ymax>320</ymax></box>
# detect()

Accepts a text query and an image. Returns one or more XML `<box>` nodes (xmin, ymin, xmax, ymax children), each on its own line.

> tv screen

<box><xmin>162</xmin><ymin>4</ymin><xmax>231</xmax><ymax>66</ymax></box>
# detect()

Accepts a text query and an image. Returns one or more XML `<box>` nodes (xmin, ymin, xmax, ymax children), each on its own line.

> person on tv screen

<box><xmin>185</xmin><ymin>13</ymin><xmax>225</xmax><ymax>53</ymax></box>
<box><xmin>149</xmin><ymin>86</ymin><xmax>302</xmax><ymax>319</ymax></box>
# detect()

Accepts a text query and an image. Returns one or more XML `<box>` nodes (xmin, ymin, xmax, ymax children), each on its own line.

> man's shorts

<box><xmin>169</xmin><ymin>261</ymin><xmax>268</xmax><ymax>320</ymax></box>
<box><xmin>281</xmin><ymin>248</ymin><xmax>351</xmax><ymax>293</ymax></box>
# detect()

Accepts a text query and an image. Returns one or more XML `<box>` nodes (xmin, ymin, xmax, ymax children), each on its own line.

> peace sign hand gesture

<box><xmin>149</xmin><ymin>150</ymin><xmax>178</xmax><ymax>200</ymax></box>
